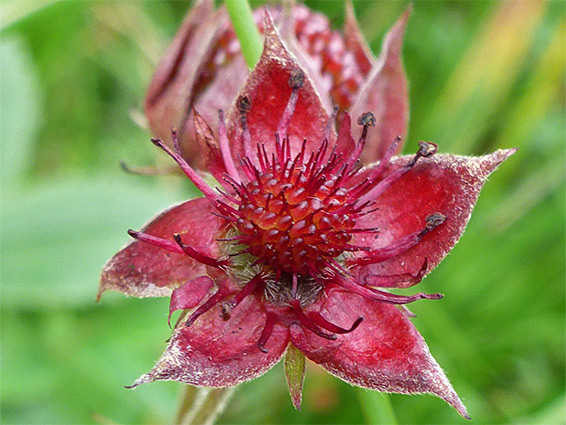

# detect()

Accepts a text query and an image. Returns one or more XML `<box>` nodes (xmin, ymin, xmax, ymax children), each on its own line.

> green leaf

<box><xmin>284</xmin><ymin>344</ymin><xmax>306</xmax><ymax>410</ymax></box>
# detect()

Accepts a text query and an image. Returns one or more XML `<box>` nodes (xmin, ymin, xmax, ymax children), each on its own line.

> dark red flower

<box><xmin>100</xmin><ymin>4</ymin><xmax>515</xmax><ymax>418</ymax></box>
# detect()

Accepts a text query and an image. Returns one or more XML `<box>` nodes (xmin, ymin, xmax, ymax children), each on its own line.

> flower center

<box><xmin>234</xmin><ymin>155</ymin><xmax>355</xmax><ymax>276</ymax></box>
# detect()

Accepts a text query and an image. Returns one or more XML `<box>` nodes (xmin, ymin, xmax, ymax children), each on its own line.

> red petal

<box><xmin>144</xmin><ymin>0</ymin><xmax>224</xmax><ymax>170</ymax></box>
<box><xmin>99</xmin><ymin>198</ymin><xmax>225</xmax><ymax>299</ymax></box>
<box><xmin>291</xmin><ymin>287</ymin><xmax>469</xmax><ymax>418</ymax></box>
<box><xmin>353</xmin><ymin>149</ymin><xmax>517</xmax><ymax>284</ymax></box>
<box><xmin>344</xmin><ymin>1</ymin><xmax>375</xmax><ymax>76</ymax></box>
<box><xmin>226</xmin><ymin>11</ymin><xmax>333</xmax><ymax>165</ymax></box>
<box><xmin>127</xmin><ymin>295</ymin><xmax>290</xmax><ymax>388</ymax></box>
<box><xmin>350</xmin><ymin>6</ymin><xmax>410</xmax><ymax>163</ymax></box>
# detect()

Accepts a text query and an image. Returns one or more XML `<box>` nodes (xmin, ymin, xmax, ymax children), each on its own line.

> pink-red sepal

<box><xmin>144</xmin><ymin>0</ymin><xmax>222</xmax><ymax>171</ymax></box>
<box><xmin>168</xmin><ymin>276</ymin><xmax>215</xmax><ymax>326</ymax></box>
<box><xmin>354</xmin><ymin>149</ymin><xmax>516</xmax><ymax>285</ymax></box>
<box><xmin>335</xmin><ymin>113</ymin><xmax>356</xmax><ymax>158</ymax></box>
<box><xmin>98</xmin><ymin>198</ymin><xmax>224</xmax><ymax>299</ymax></box>
<box><xmin>343</xmin><ymin>1</ymin><xmax>375</xmax><ymax>75</ymax></box>
<box><xmin>350</xmin><ymin>6</ymin><xmax>411</xmax><ymax>163</ymax></box>
<box><xmin>290</xmin><ymin>287</ymin><xmax>470</xmax><ymax>419</ymax></box>
<box><xmin>127</xmin><ymin>295</ymin><xmax>291</xmax><ymax>388</ymax></box>
<box><xmin>226</xmin><ymin>12</ymin><xmax>334</xmax><ymax>164</ymax></box>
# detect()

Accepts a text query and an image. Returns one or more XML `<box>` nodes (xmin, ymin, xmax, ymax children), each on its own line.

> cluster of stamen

<box><xmin>130</xmin><ymin>68</ymin><xmax>446</xmax><ymax>351</ymax></box>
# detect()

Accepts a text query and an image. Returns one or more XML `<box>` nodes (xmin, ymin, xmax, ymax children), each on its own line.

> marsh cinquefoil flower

<box><xmin>99</xmin><ymin>2</ymin><xmax>515</xmax><ymax>418</ymax></box>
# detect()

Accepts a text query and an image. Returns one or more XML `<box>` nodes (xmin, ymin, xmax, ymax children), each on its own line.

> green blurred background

<box><xmin>1</xmin><ymin>1</ymin><xmax>564</xmax><ymax>424</ymax></box>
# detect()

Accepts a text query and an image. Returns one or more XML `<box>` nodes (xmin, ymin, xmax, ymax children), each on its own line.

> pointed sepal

<box><xmin>350</xmin><ymin>6</ymin><xmax>411</xmax><ymax>163</ymax></box>
<box><xmin>127</xmin><ymin>295</ymin><xmax>291</xmax><ymax>388</ymax></box>
<box><xmin>354</xmin><ymin>149</ymin><xmax>517</xmax><ymax>285</ymax></box>
<box><xmin>98</xmin><ymin>198</ymin><xmax>223</xmax><ymax>299</ymax></box>
<box><xmin>291</xmin><ymin>287</ymin><xmax>470</xmax><ymax>418</ymax></box>
<box><xmin>226</xmin><ymin>11</ymin><xmax>334</xmax><ymax>164</ymax></box>
<box><xmin>344</xmin><ymin>1</ymin><xmax>375</xmax><ymax>75</ymax></box>
<box><xmin>144</xmin><ymin>0</ymin><xmax>223</xmax><ymax>170</ymax></box>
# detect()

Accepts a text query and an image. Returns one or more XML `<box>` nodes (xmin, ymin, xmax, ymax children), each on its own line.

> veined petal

<box><xmin>350</xmin><ymin>6</ymin><xmax>410</xmax><ymax>163</ymax></box>
<box><xmin>353</xmin><ymin>149</ymin><xmax>517</xmax><ymax>284</ymax></box>
<box><xmin>128</xmin><ymin>295</ymin><xmax>290</xmax><ymax>388</ymax></box>
<box><xmin>99</xmin><ymin>198</ymin><xmax>225</xmax><ymax>299</ymax></box>
<box><xmin>226</xmin><ymin>11</ymin><xmax>333</xmax><ymax>165</ymax></box>
<box><xmin>291</xmin><ymin>287</ymin><xmax>469</xmax><ymax>418</ymax></box>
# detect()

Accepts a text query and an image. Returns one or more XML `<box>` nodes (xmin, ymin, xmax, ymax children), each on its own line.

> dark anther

<box><xmin>357</xmin><ymin>112</ymin><xmax>376</xmax><ymax>127</ymax></box>
<box><xmin>416</xmin><ymin>141</ymin><xmax>438</xmax><ymax>158</ymax></box>
<box><xmin>220</xmin><ymin>301</ymin><xmax>233</xmax><ymax>321</ymax></box>
<box><xmin>237</xmin><ymin>95</ymin><xmax>252</xmax><ymax>114</ymax></box>
<box><xmin>289</xmin><ymin>69</ymin><xmax>305</xmax><ymax>89</ymax></box>
<box><xmin>425</xmin><ymin>212</ymin><xmax>446</xmax><ymax>230</ymax></box>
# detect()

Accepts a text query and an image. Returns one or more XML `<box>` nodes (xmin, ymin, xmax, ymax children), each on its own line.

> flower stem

<box><xmin>357</xmin><ymin>390</ymin><xmax>398</xmax><ymax>425</ymax></box>
<box><xmin>176</xmin><ymin>386</ymin><xmax>236</xmax><ymax>425</ymax></box>
<box><xmin>225</xmin><ymin>0</ymin><xmax>263</xmax><ymax>69</ymax></box>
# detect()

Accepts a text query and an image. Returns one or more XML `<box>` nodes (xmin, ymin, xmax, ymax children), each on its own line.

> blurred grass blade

<box><xmin>1</xmin><ymin>176</ymin><xmax>182</xmax><ymax>309</ymax></box>
<box><xmin>0</xmin><ymin>0</ymin><xmax>62</xmax><ymax>30</ymax></box>
<box><xmin>497</xmin><ymin>21</ymin><xmax>565</xmax><ymax>151</ymax></box>
<box><xmin>358</xmin><ymin>390</ymin><xmax>398</xmax><ymax>425</ymax></box>
<box><xmin>422</xmin><ymin>0</ymin><xmax>546</xmax><ymax>153</ymax></box>
<box><xmin>0</xmin><ymin>37</ymin><xmax>42</xmax><ymax>185</ymax></box>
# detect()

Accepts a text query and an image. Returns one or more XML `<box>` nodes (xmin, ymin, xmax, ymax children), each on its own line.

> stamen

<box><xmin>238</xmin><ymin>156</ymin><xmax>256</xmax><ymax>181</ymax></box>
<box><xmin>257</xmin><ymin>311</ymin><xmax>278</xmax><ymax>353</ymax></box>
<box><xmin>357</xmin><ymin>112</ymin><xmax>376</xmax><ymax>142</ymax></box>
<box><xmin>349</xmin><ymin>213</ymin><xmax>445</xmax><ymax>267</ymax></box>
<box><xmin>277</xmin><ymin>69</ymin><xmax>304</xmax><ymax>140</ymax></box>
<box><xmin>185</xmin><ymin>288</ymin><xmax>227</xmax><ymax>327</ymax></box>
<box><xmin>127</xmin><ymin>229</ymin><xmax>183</xmax><ymax>254</ymax></box>
<box><xmin>218</xmin><ymin>110</ymin><xmax>240</xmax><ymax>180</ymax></box>
<box><xmin>308</xmin><ymin>311</ymin><xmax>364</xmax><ymax>334</ymax></box>
<box><xmin>226</xmin><ymin>273</ymin><xmax>266</xmax><ymax>313</ymax></box>
<box><xmin>256</xmin><ymin>143</ymin><xmax>267</xmax><ymax>172</ymax></box>
<box><xmin>365</xmin><ymin>259</ymin><xmax>428</xmax><ymax>288</ymax></box>
<box><xmin>334</xmin><ymin>275</ymin><xmax>443</xmax><ymax>305</ymax></box>
<box><xmin>238</xmin><ymin>95</ymin><xmax>254</xmax><ymax>159</ymax></box>
<box><xmin>357</xmin><ymin>141</ymin><xmax>439</xmax><ymax>204</ymax></box>
<box><xmin>173</xmin><ymin>234</ymin><xmax>230</xmax><ymax>268</ymax></box>
<box><xmin>362</xmin><ymin>135</ymin><xmax>402</xmax><ymax>184</ymax></box>
<box><xmin>150</xmin><ymin>136</ymin><xmax>218</xmax><ymax>204</ymax></box>
<box><xmin>324</xmin><ymin>105</ymin><xmax>339</xmax><ymax>141</ymax></box>
<box><xmin>291</xmin><ymin>300</ymin><xmax>337</xmax><ymax>340</ymax></box>
<box><xmin>171</xmin><ymin>127</ymin><xmax>181</xmax><ymax>154</ymax></box>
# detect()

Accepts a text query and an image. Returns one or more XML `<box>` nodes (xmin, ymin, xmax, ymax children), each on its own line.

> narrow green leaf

<box><xmin>284</xmin><ymin>344</ymin><xmax>306</xmax><ymax>410</ymax></box>
<box><xmin>225</xmin><ymin>0</ymin><xmax>263</xmax><ymax>69</ymax></box>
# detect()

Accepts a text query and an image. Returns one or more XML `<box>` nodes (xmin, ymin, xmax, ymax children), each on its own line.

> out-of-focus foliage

<box><xmin>1</xmin><ymin>1</ymin><xmax>564</xmax><ymax>424</ymax></box>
